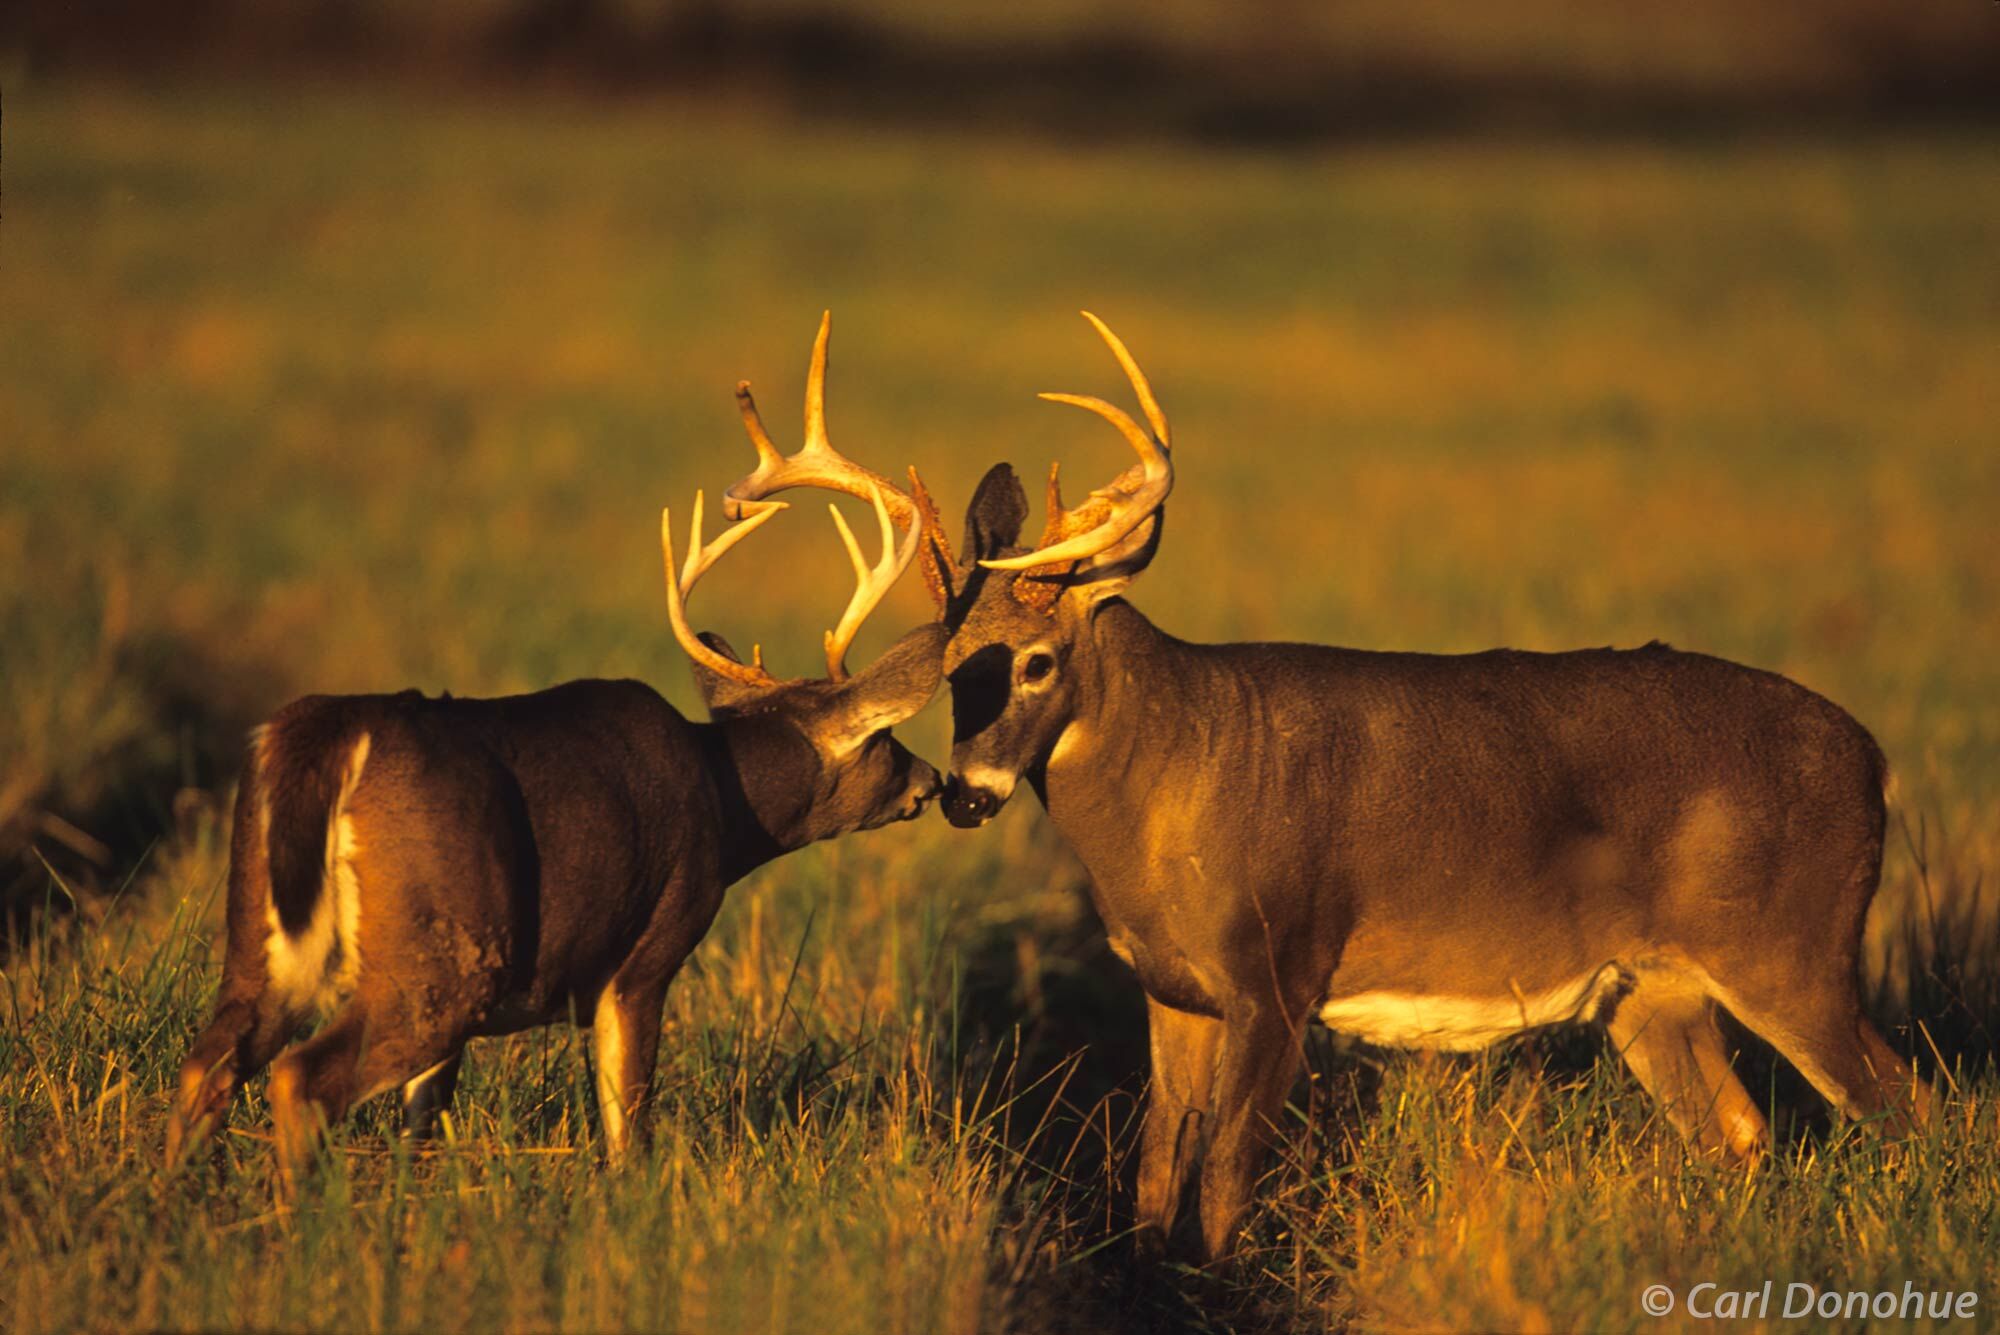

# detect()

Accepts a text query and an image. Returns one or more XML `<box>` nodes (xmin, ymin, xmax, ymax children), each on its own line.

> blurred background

<box><xmin>12</xmin><ymin>0</ymin><xmax>2000</xmax><ymax>135</ymax></box>
<box><xmin>6</xmin><ymin>0</ymin><xmax>1997</xmax><ymax>883</ymax></box>
<box><xmin>2</xmin><ymin>3</ymin><xmax>1998</xmax><ymax>1330</ymax></box>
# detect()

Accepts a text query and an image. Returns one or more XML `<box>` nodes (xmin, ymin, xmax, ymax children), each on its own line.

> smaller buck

<box><xmin>167</xmin><ymin>315</ymin><xmax>944</xmax><ymax>1175</ymax></box>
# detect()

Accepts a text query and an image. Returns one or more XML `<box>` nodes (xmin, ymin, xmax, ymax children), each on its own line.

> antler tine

<box><xmin>722</xmin><ymin>311</ymin><xmax>948</xmax><ymax>627</ymax></box>
<box><xmin>979</xmin><ymin>313</ymin><xmax>1174</xmax><ymax>573</ymax></box>
<box><xmin>1038</xmin><ymin>392</ymin><xmax>1162</xmax><ymax>473</ymax></box>
<box><xmin>723</xmin><ymin>313</ymin><xmax>917</xmax><ymax>530</ymax></box>
<box><xmin>822</xmin><ymin>481</ymin><xmax>922</xmax><ymax>680</ymax></box>
<box><xmin>1082</xmin><ymin>310</ymin><xmax>1170</xmax><ymax>448</ymax></box>
<box><xmin>735</xmin><ymin>380</ymin><xmax>787</xmax><ymax>477</ymax></box>
<box><xmin>803</xmin><ymin>308</ymin><xmax>832</xmax><ymax>454</ymax></box>
<box><xmin>661</xmin><ymin>492</ymin><xmax>789</xmax><ymax>689</ymax></box>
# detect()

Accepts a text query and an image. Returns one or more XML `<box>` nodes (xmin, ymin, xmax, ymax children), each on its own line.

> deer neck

<box><xmin>1036</xmin><ymin>600</ymin><xmax>1189</xmax><ymax>830</ymax></box>
<box><xmin>697</xmin><ymin>715</ymin><xmax>824</xmax><ymax>885</ymax></box>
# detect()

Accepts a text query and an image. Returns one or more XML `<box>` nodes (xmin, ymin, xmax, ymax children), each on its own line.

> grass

<box><xmin>2</xmin><ymin>78</ymin><xmax>1998</xmax><ymax>1331</ymax></box>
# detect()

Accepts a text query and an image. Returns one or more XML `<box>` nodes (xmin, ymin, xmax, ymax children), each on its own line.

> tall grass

<box><xmin>1</xmin><ymin>812</ymin><xmax>1024</xmax><ymax>1334</ymax></box>
<box><xmin>2</xmin><ymin>80</ymin><xmax>1997</xmax><ymax>1330</ymax></box>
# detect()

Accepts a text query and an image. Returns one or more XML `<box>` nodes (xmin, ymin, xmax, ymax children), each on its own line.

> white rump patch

<box><xmin>1319</xmin><ymin>965</ymin><xmax>1625</xmax><ymax>1052</ymax></box>
<box><xmin>263</xmin><ymin>731</ymin><xmax>371</xmax><ymax>1017</ymax></box>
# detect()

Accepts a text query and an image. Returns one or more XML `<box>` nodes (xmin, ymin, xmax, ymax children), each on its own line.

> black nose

<box><xmin>941</xmin><ymin>775</ymin><xmax>999</xmax><ymax>829</ymax></box>
<box><xmin>899</xmin><ymin>763</ymin><xmax>943</xmax><ymax>819</ymax></box>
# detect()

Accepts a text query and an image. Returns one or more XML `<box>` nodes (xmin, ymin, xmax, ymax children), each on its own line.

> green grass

<box><xmin>2</xmin><ymin>79</ymin><xmax>1998</xmax><ymax>1331</ymax></box>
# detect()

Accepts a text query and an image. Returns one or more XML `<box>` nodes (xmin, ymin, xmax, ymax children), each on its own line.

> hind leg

<box><xmin>1607</xmin><ymin>976</ymin><xmax>1767</xmax><ymax>1161</ymax></box>
<box><xmin>1855</xmin><ymin>1020</ymin><xmax>1934</xmax><ymax>1126</ymax></box>
<box><xmin>1709</xmin><ymin>974</ymin><xmax>1931</xmax><ymax>1135</ymax></box>
<box><xmin>166</xmin><ymin>991</ymin><xmax>304</xmax><ymax>1170</ymax></box>
<box><xmin>267</xmin><ymin>999</ymin><xmax>469</xmax><ymax>1181</ymax></box>
<box><xmin>400</xmin><ymin>1052</ymin><xmax>465</xmax><ymax>1140</ymax></box>
<box><xmin>1697</xmin><ymin>791</ymin><xmax>1933</xmax><ymax>1133</ymax></box>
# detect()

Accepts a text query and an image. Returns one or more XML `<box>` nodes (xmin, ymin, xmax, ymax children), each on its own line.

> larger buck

<box><xmin>167</xmin><ymin>315</ymin><xmax>948</xmax><ymax>1177</ymax></box>
<box><xmin>923</xmin><ymin>313</ymin><xmax>1932</xmax><ymax>1262</ymax></box>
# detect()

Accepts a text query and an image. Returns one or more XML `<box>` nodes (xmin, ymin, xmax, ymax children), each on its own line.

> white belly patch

<box><xmin>1318</xmin><ymin>965</ymin><xmax>1626</xmax><ymax>1052</ymax></box>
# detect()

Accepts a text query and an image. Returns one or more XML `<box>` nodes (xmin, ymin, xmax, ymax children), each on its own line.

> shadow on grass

<box><xmin>946</xmin><ymin>876</ymin><xmax>1393</xmax><ymax>1333</ymax></box>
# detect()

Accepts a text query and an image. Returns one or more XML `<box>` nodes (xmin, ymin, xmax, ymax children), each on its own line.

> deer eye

<box><xmin>1020</xmin><ymin>652</ymin><xmax>1055</xmax><ymax>684</ymax></box>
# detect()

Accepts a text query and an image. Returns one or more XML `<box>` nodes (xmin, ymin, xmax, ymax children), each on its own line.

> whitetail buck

<box><xmin>922</xmin><ymin>313</ymin><xmax>1933</xmax><ymax>1262</ymax></box>
<box><xmin>166</xmin><ymin>315</ymin><xmax>948</xmax><ymax>1177</ymax></box>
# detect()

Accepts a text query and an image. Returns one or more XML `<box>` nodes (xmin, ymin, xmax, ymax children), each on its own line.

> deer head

<box><xmin>920</xmin><ymin>313</ymin><xmax>1174</xmax><ymax>827</ymax></box>
<box><xmin>663</xmin><ymin>314</ymin><xmax>949</xmax><ymax>841</ymax></box>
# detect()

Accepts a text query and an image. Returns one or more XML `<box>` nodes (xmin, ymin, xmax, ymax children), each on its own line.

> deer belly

<box><xmin>1317</xmin><ymin>963</ymin><xmax>1627</xmax><ymax>1051</ymax></box>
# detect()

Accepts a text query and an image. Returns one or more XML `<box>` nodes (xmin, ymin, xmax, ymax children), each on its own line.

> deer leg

<box><xmin>1686</xmin><ymin>1020</ymin><xmax>1769</xmax><ymax>1160</ymax></box>
<box><xmin>1196</xmin><ymin>1009</ymin><xmax>1301</xmax><ymax>1265</ymax></box>
<box><xmin>1606</xmin><ymin>979</ymin><xmax>1766</xmax><ymax>1161</ymax></box>
<box><xmin>591</xmin><ymin>977</ymin><xmax>667</xmax><ymax>1160</ymax></box>
<box><xmin>267</xmin><ymin>1005</ymin><xmax>368</xmax><ymax>1181</ymax></box>
<box><xmin>166</xmin><ymin>990</ymin><xmax>304</xmax><ymax>1171</ymax></box>
<box><xmin>1711</xmin><ymin>978</ymin><xmax>1931</xmax><ymax>1135</ymax></box>
<box><xmin>1853</xmin><ymin>1019</ymin><xmax>1934</xmax><ymax>1128</ymax></box>
<box><xmin>267</xmin><ymin>998</ymin><xmax>469</xmax><ymax>1182</ymax></box>
<box><xmin>399</xmin><ymin>1051</ymin><xmax>465</xmax><ymax>1140</ymax></box>
<box><xmin>1136</xmin><ymin>999</ymin><xmax>1222</xmax><ymax>1253</ymax></box>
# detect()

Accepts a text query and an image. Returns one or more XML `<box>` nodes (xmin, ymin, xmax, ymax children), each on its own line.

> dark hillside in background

<box><xmin>8</xmin><ymin>0</ymin><xmax>1999</xmax><ymax>140</ymax></box>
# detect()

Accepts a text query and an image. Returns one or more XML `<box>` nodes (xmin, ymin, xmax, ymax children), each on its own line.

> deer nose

<box><xmin>941</xmin><ymin>775</ymin><xmax>999</xmax><ymax>829</ymax></box>
<box><xmin>901</xmin><ymin>763</ymin><xmax>943</xmax><ymax>819</ymax></box>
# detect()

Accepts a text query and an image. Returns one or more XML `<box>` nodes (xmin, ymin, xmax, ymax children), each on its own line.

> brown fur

<box><xmin>934</xmin><ymin>462</ymin><xmax>1929</xmax><ymax>1264</ymax></box>
<box><xmin>166</xmin><ymin>625</ymin><xmax>944</xmax><ymax>1178</ymax></box>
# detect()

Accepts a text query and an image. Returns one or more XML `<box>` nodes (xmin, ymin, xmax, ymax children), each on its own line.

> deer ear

<box><xmin>818</xmin><ymin>623</ymin><xmax>945</xmax><ymax>751</ymax></box>
<box><xmin>689</xmin><ymin>632</ymin><xmax>776</xmax><ymax>718</ymax></box>
<box><xmin>963</xmin><ymin>463</ymin><xmax>1028</xmax><ymax>563</ymax></box>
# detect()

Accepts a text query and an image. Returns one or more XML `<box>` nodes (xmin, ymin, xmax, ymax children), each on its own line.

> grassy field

<box><xmin>3</xmin><ymin>81</ymin><xmax>1998</xmax><ymax>1332</ymax></box>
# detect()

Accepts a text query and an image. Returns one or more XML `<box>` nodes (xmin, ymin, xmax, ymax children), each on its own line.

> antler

<box><xmin>821</xmin><ymin>481</ymin><xmax>921</xmax><ymax>679</ymax></box>
<box><xmin>661</xmin><ymin>491</ymin><xmax>791</xmax><ymax>688</ymax></box>
<box><xmin>725</xmin><ymin>311</ymin><xmax>950</xmax><ymax>655</ymax></box>
<box><xmin>661</xmin><ymin>480</ymin><xmax>917</xmax><ymax>687</ymax></box>
<box><xmin>979</xmin><ymin>311</ymin><xmax>1173</xmax><ymax>576</ymax></box>
<box><xmin>727</xmin><ymin>312</ymin><xmax>954</xmax><ymax>613</ymax></box>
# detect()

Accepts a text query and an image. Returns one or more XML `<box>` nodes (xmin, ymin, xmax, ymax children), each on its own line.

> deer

<box><xmin>165</xmin><ymin>314</ymin><xmax>951</xmax><ymax>1179</ymax></box>
<box><xmin>919</xmin><ymin>312</ymin><xmax>1934</xmax><ymax>1262</ymax></box>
